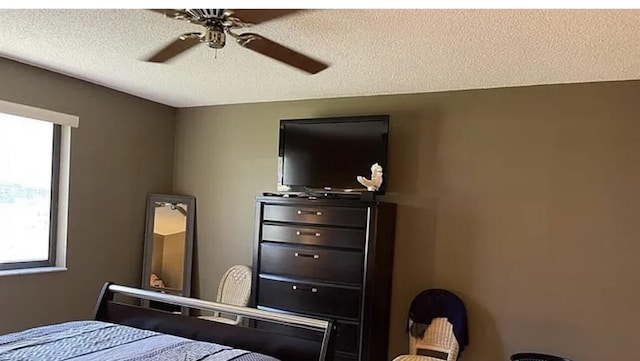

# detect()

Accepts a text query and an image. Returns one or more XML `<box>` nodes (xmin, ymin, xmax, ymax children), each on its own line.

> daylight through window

<box><xmin>0</xmin><ymin>113</ymin><xmax>61</xmax><ymax>270</ymax></box>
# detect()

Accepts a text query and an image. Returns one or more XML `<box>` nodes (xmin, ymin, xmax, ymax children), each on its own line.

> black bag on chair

<box><xmin>407</xmin><ymin>289</ymin><xmax>469</xmax><ymax>356</ymax></box>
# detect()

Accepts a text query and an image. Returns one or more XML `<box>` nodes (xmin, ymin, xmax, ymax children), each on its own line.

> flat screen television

<box><xmin>278</xmin><ymin>115</ymin><xmax>389</xmax><ymax>194</ymax></box>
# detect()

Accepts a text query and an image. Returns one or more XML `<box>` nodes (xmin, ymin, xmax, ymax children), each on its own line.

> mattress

<box><xmin>0</xmin><ymin>320</ymin><xmax>280</xmax><ymax>361</ymax></box>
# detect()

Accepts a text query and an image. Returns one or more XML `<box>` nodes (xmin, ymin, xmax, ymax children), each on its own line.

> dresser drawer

<box><xmin>262</xmin><ymin>224</ymin><xmax>365</xmax><ymax>250</ymax></box>
<box><xmin>256</xmin><ymin>319</ymin><xmax>359</xmax><ymax>355</ymax></box>
<box><xmin>258</xmin><ymin>277</ymin><xmax>361</xmax><ymax>319</ymax></box>
<box><xmin>334</xmin><ymin>352</ymin><xmax>358</xmax><ymax>361</ymax></box>
<box><xmin>263</xmin><ymin>204</ymin><xmax>367</xmax><ymax>228</ymax></box>
<box><xmin>335</xmin><ymin>322</ymin><xmax>359</xmax><ymax>355</ymax></box>
<box><xmin>260</xmin><ymin>243</ymin><xmax>363</xmax><ymax>284</ymax></box>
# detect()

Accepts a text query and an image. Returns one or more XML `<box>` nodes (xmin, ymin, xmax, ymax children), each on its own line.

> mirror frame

<box><xmin>141</xmin><ymin>193</ymin><xmax>195</xmax><ymax>313</ymax></box>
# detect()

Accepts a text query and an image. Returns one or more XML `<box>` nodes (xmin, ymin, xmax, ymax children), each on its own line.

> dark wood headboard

<box><xmin>94</xmin><ymin>282</ymin><xmax>335</xmax><ymax>361</ymax></box>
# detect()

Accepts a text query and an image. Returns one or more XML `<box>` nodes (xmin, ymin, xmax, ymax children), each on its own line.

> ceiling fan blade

<box><xmin>149</xmin><ymin>9</ymin><xmax>189</xmax><ymax>18</ymax></box>
<box><xmin>146</xmin><ymin>36</ymin><xmax>201</xmax><ymax>63</ymax></box>
<box><xmin>238</xmin><ymin>33</ymin><xmax>329</xmax><ymax>74</ymax></box>
<box><xmin>148</xmin><ymin>9</ymin><xmax>206</xmax><ymax>26</ymax></box>
<box><xmin>228</xmin><ymin>9</ymin><xmax>302</xmax><ymax>25</ymax></box>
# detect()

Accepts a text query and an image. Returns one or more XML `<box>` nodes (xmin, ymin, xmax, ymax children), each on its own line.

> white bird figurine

<box><xmin>357</xmin><ymin>163</ymin><xmax>383</xmax><ymax>191</ymax></box>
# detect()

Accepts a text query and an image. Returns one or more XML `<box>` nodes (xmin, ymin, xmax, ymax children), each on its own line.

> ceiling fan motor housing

<box><xmin>185</xmin><ymin>9</ymin><xmax>226</xmax><ymax>20</ymax></box>
<box><xmin>204</xmin><ymin>26</ymin><xmax>226</xmax><ymax>49</ymax></box>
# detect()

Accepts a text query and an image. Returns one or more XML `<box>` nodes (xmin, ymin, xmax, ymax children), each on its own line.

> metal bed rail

<box><xmin>107</xmin><ymin>284</ymin><xmax>329</xmax><ymax>332</ymax></box>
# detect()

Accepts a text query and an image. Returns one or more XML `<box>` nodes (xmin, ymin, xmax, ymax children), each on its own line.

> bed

<box><xmin>0</xmin><ymin>282</ymin><xmax>335</xmax><ymax>361</ymax></box>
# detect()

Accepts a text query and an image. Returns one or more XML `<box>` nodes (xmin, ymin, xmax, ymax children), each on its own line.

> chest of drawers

<box><xmin>251</xmin><ymin>196</ymin><xmax>396</xmax><ymax>361</ymax></box>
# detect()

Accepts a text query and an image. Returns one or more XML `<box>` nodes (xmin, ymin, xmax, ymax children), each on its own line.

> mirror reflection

<box><xmin>149</xmin><ymin>201</ymin><xmax>188</xmax><ymax>295</ymax></box>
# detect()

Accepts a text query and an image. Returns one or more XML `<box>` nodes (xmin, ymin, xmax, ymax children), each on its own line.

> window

<box><xmin>0</xmin><ymin>100</ymin><xmax>77</xmax><ymax>273</ymax></box>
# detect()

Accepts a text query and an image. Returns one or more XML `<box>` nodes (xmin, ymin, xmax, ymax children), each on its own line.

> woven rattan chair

<box><xmin>510</xmin><ymin>353</ymin><xmax>573</xmax><ymax>361</ymax></box>
<box><xmin>393</xmin><ymin>318</ymin><xmax>460</xmax><ymax>361</ymax></box>
<box><xmin>199</xmin><ymin>265</ymin><xmax>252</xmax><ymax>325</ymax></box>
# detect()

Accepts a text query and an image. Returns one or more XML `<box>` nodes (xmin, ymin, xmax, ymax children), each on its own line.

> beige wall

<box><xmin>161</xmin><ymin>231</ymin><xmax>186</xmax><ymax>290</ymax></box>
<box><xmin>0</xmin><ymin>58</ymin><xmax>175</xmax><ymax>333</ymax></box>
<box><xmin>174</xmin><ymin>80</ymin><xmax>640</xmax><ymax>361</ymax></box>
<box><xmin>151</xmin><ymin>234</ymin><xmax>165</xmax><ymax>277</ymax></box>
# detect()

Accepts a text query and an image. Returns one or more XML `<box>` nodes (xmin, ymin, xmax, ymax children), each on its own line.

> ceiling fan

<box><xmin>145</xmin><ymin>9</ymin><xmax>329</xmax><ymax>74</ymax></box>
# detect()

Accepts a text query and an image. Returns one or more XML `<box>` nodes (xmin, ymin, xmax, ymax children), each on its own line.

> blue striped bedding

<box><xmin>0</xmin><ymin>321</ymin><xmax>280</xmax><ymax>361</ymax></box>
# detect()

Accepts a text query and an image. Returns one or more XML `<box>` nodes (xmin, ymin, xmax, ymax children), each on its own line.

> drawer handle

<box><xmin>292</xmin><ymin>285</ymin><xmax>318</xmax><ymax>293</ymax></box>
<box><xmin>296</xmin><ymin>231</ymin><xmax>321</xmax><ymax>237</ymax></box>
<box><xmin>294</xmin><ymin>252</ymin><xmax>320</xmax><ymax>259</ymax></box>
<box><xmin>297</xmin><ymin>210</ymin><xmax>323</xmax><ymax>216</ymax></box>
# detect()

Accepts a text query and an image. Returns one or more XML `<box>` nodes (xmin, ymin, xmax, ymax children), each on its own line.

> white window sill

<box><xmin>0</xmin><ymin>266</ymin><xmax>67</xmax><ymax>277</ymax></box>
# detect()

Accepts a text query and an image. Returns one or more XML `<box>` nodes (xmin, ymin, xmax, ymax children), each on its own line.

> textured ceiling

<box><xmin>0</xmin><ymin>9</ymin><xmax>638</xmax><ymax>107</ymax></box>
<box><xmin>154</xmin><ymin>206</ymin><xmax>187</xmax><ymax>236</ymax></box>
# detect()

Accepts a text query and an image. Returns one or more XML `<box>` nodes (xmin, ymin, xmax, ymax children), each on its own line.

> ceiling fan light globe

<box><xmin>204</xmin><ymin>27</ymin><xmax>226</xmax><ymax>49</ymax></box>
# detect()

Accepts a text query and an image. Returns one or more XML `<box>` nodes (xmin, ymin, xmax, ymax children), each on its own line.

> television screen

<box><xmin>278</xmin><ymin>115</ymin><xmax>389</xmax><ymax>193</ymax></box>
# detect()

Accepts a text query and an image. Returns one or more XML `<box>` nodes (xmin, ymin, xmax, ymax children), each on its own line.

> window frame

<box><xmin>0</xmin><ymin>123</ymin><xmax>62</xmax><ymax>271</ymax></box>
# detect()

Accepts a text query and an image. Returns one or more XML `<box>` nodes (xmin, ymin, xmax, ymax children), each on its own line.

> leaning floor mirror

<box><xmin>141</xmin><ymin>193</ymin><xmax>195</xmax><ymax>314</ymax></box>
